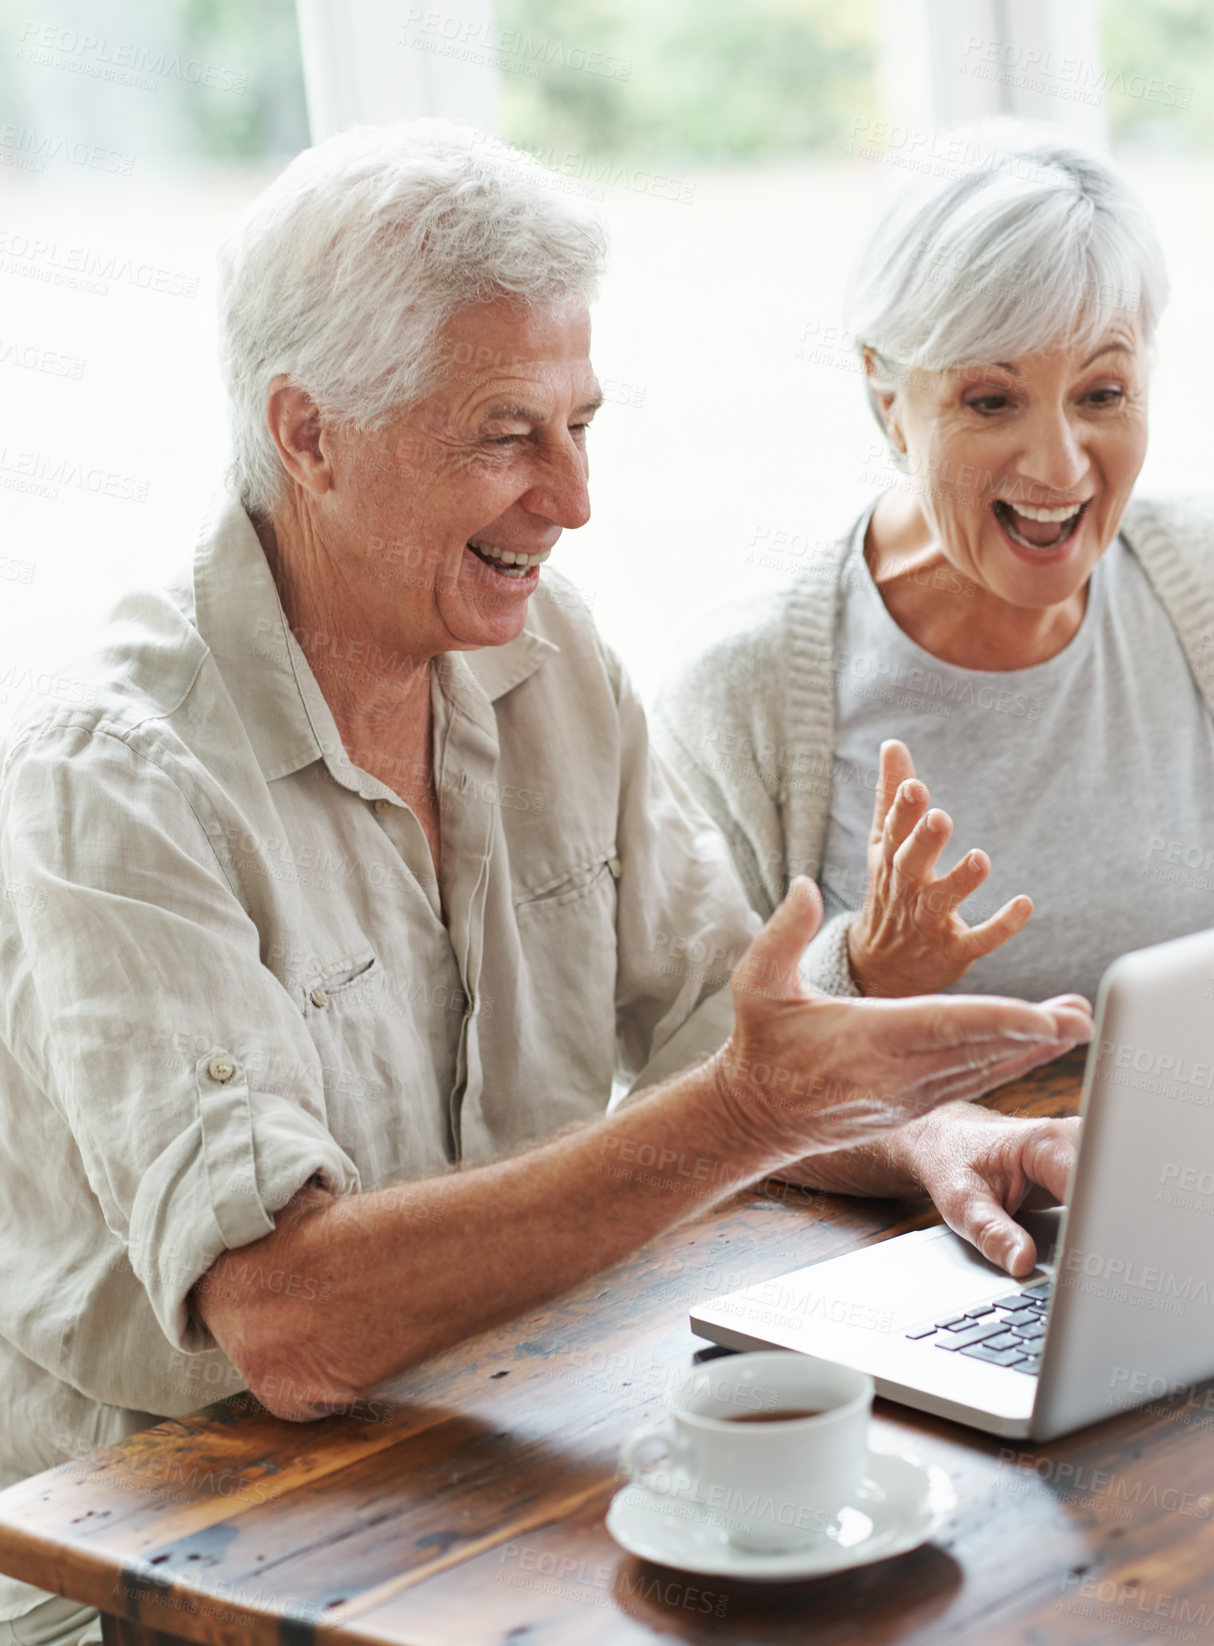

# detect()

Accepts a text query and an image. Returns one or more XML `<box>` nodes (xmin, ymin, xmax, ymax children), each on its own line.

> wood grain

<box><xmin>11</xmin><ymin>1052</ymin><xmax>1210</xmax><ymax>1646</ymax></box>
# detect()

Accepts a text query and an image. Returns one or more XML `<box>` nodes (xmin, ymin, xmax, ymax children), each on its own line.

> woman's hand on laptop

<box><xmin>847</xmin><ymin>739</ymin><xmax>1034</xmax><ymax>998</ymax></box>
<box><xmin>713</xmin><ymin>877</ymin><xmax>1093</xmax><ymax>1164</ymax></box>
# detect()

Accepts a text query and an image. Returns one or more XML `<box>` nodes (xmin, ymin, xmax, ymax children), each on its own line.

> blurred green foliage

<box><xmin>179</xmin><ymin>0</ymin><xmax>309</xmax><ymax>158</ymax></box>
<box><xmin>496</xmin><ymin>0</ymin><xmax>877</xmax><ymax>162</ymax></box>
<box><xmin>1101</xmin><ymin>0</ymin><xmax>1214</xmax><ymax>152</ymax></box>
<box><xmin>0</xmin><ymin>0</ymin><xmax>308</xmax><ymax>163</ymax></box>
<box><xmin>7</xmin><ymin>0</ymin><xmax>1207</xmax><ymax>170</ymax></box>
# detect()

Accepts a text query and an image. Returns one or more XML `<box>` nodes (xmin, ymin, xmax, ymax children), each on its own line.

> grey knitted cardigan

<box><xmin>652</xmin><ymin>495</ymin><xmax>1214</xmax><ymax>995</ymax></box>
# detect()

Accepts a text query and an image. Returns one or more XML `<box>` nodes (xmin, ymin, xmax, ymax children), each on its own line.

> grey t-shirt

<box><xmin>819</xmin><ymin>520</ymin><xmax>1214</xmax><ymax>1003</ymax></box>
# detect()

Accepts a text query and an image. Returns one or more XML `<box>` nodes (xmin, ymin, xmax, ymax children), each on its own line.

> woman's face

<box><xmin>885</xmin><ymin>323</ymin><xmax>1150</xmax><ymax>611</ymax></box>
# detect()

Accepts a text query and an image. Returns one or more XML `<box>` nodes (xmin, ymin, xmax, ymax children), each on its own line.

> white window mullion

<box><xmin>878</xmin><ymin>0</ymin><xmax>1107</xmax><ymax>145</ymax></box>
<box><xmin>294</xmin><ymin>0</ymin><xmax>501</xmax><ymax>141</ymax></box>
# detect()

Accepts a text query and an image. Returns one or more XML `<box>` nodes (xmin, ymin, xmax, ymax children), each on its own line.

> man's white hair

<box><xmin>845</xmin><ymin>121</ymin><xmax>1169</xmax><ymax>434</ymax></box>
<box><xmin>217</xmin><ymin>119</ymin><xmax>608</xmax><ymax>516</ymax></box>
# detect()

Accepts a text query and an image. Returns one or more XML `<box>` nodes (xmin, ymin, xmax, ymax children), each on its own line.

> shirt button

<box><xmin>207</xmin><ymin>1055</ymin><xmax>236</xmax><ymax>1084</ymax></box>
<box><xmin>373</xmin><ymin>798</ymin><xmax>391</xmax><ymax>815</ymax></box>
<box><xmin>310</xmin><ymin>985</ymin><xmax>329</xmax><ymax>1008</ymax></box>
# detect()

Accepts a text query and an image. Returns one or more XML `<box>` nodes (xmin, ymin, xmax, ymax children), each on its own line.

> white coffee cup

<box><xmin>620</xmin><ymin>1351</ymin><xmax>873</xmax><ymax>1553</ymax></box>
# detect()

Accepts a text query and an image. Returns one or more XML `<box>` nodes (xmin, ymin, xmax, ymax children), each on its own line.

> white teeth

<box><xmin>467</xmin><ymin>538</ymin><xmax>552</xmax><ymax>573</ymax></box>
<box><xmin>1006</xmin><ymin>502</ymin><xmax>1086</xmax><ymax>522</ymax></box>
<box><xmin>993</xmin><ymin>498</ymin><xmax>1088</xmax><ymax>551</ymax></box>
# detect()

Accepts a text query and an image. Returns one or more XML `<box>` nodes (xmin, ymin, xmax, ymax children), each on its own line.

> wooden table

<box><xmin>4</xmin><ymin>1051</ymin><xmax>1214</xmax><ymax>1645</ymax></box>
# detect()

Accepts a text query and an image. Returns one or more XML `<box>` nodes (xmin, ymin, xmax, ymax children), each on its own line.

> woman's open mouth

<box><xmin>466</xmin><ymin>538</ymin><xmax>552</xmax><ymax>581</ymax></box>
<box><xmin>992</xmin><ymin>499</ymin><xmax>1090</xmax><ymax>554</ymax></box>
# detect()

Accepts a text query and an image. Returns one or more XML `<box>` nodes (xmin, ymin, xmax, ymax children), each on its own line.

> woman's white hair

<box><xmin>845</xmin><ymin>120</ymin><xmax>1169</xmax><ymax>436</ymax></box>
<box><xmin>218</xmin><ymin>119</ymin><xmax>608</xmax><ymax>516</ymax></box>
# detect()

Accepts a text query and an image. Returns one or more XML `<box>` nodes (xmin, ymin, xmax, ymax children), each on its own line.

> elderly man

<box><xmin>0</xmin><ymin>121</ymin><xmax>1089</xmax><ymax>1643</ymax></box>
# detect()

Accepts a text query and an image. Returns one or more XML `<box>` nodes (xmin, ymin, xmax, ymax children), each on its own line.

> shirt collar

<box><xmin>460</xmin><ymin>625</ymin><xmax>559</xmax><ymax>705</ymax></box>
<box><xmin>192</xmin><ymin>493</ymin><xmax>559</xmax><ymax>786</ymax></box>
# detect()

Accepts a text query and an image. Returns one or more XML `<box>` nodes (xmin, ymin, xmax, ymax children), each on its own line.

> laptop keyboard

<box><xmin>903</xmin><ymin>1278</ymin><xmax>1051</xmax><ymax>1375</ymax></box>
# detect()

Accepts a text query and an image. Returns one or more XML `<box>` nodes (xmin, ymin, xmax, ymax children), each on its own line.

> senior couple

<box><xmin>1</xmin><ymin>114</ymin><xmax>1208</xmax><ymax>1643</ymax></box>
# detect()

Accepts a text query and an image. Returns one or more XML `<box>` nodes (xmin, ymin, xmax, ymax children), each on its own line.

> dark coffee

<box><xmin>726</xmin><ymin>1408</ymin><xmax>824</xmax><ymax>1424</ymax></box>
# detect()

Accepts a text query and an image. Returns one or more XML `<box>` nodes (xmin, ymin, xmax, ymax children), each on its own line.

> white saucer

<box><xmin>605</xmin><ymin>1451</ymin><xmax>955</xmax><ymax>1581</ymax></box>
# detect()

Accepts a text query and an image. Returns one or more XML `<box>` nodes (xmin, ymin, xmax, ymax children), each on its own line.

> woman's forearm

<box><xmin>773</xmin><ymin>1101</ymin><xmax>1000</xmax><ymax>1199</ymax></box>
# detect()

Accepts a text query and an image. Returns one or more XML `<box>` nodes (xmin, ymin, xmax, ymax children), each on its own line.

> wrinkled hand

<box><xmin>712</xmin><ymin>876</ymin><xmax>1092</xmax><ymax>1165</ymax></box>
<box><xmin>848</xmin><ymin>739</ymin><xmax>1033</xmax><ymax>997</ymax></box>
<box><xmin>897</xmin><ymin>1105</ymin><xmax>1082</xmax><ymax>1276</ymax></box>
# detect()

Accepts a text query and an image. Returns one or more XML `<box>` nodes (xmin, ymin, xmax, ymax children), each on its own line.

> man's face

<box><xmin>305</xmin><ymin>295</ymin><xmax>600</xmax><ymax>657</ymax></box>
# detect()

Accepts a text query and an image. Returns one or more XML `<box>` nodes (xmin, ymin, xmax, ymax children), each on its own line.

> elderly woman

<box><xmin>656</xmin><ymin>123</ymin><xmax>1214</xmax><ymax>1007</ymax></box>
<box><xmin>0</xmin><ymin>121</ymin><xmax>1090</xmax><ymax>1646</ymax></box>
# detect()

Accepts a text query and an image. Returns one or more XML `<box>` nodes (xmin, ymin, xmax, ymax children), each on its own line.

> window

<box><xmin>0</xmin><ymin>0</ymin><xmax>306</xmax><ymax>719</ymax></box>
<box><xmin>2</xmin><ymin>0</ymin><xmax>1210</xmax><ymax>708</ymax></box>
<box><xmin>1097</xmin><ymin>0</ymin><xmax>1214</xmax><ymax>506</ymax></box>
<box><xmin>490</xmin><ymin>0</ymin><xmax>884</xmax><ymax>693</ymax></box>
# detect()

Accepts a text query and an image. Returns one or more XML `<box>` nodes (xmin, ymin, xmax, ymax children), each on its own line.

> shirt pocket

<box><xmin>513</xmin><ymin>851</ymin><xmax>622</xmax><ymax>911</ymax></box>
<box><xmin>300</xmin><ymin>948</ymin><xmax>379</xmax><ymax>1014</ymax></box>
<box><xmin>510</xmin><ymin>852</ymin><xmax>621</xmax><ymax>1086</ymax></box>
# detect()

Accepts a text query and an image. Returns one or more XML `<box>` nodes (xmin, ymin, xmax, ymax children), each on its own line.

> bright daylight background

<box><xmin>0</xmin><ymin>0</ymin><xmax>1212</xmax><ymax>709</ymax></box>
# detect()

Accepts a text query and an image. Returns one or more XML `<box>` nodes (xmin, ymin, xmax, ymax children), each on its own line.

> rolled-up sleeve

<box><xmin>0</xmin><ymin>720</ymin><xmax>360</xmax><ymax>1354</ymax></box>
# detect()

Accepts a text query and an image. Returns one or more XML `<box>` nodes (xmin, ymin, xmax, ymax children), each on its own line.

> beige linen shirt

<box><xmin>0</xmin><ymin>496</ymin><xmax>756</xmax><ymax>1620</ymax></box>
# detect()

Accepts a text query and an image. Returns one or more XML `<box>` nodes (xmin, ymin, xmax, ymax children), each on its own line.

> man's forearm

<box><xmin>191</xmin><ymin>907</ymin><xmax>1089</xmax><ymax>1420</ymax></box>
<box><xmin>195</xmin><ymin>1055</ymin><xmax>779</xmax><ymax>1420</ymax></box>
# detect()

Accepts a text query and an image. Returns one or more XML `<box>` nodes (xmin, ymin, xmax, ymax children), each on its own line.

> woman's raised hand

<box><xmin>846</xmin><ymin>739</ymin><xmax>1033</xmax><ymax>997</ymax></box>
<box><xmin>712</xmin><ymin>876</ymin><xmax>1088</xmax><ymax>1162</ymax></box>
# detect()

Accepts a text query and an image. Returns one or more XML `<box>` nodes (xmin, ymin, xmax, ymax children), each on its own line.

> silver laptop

<box><xmin>690</xmin><ymin>926</ymin><xmax>1214</xmax><ymax>1440</ymax></box>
